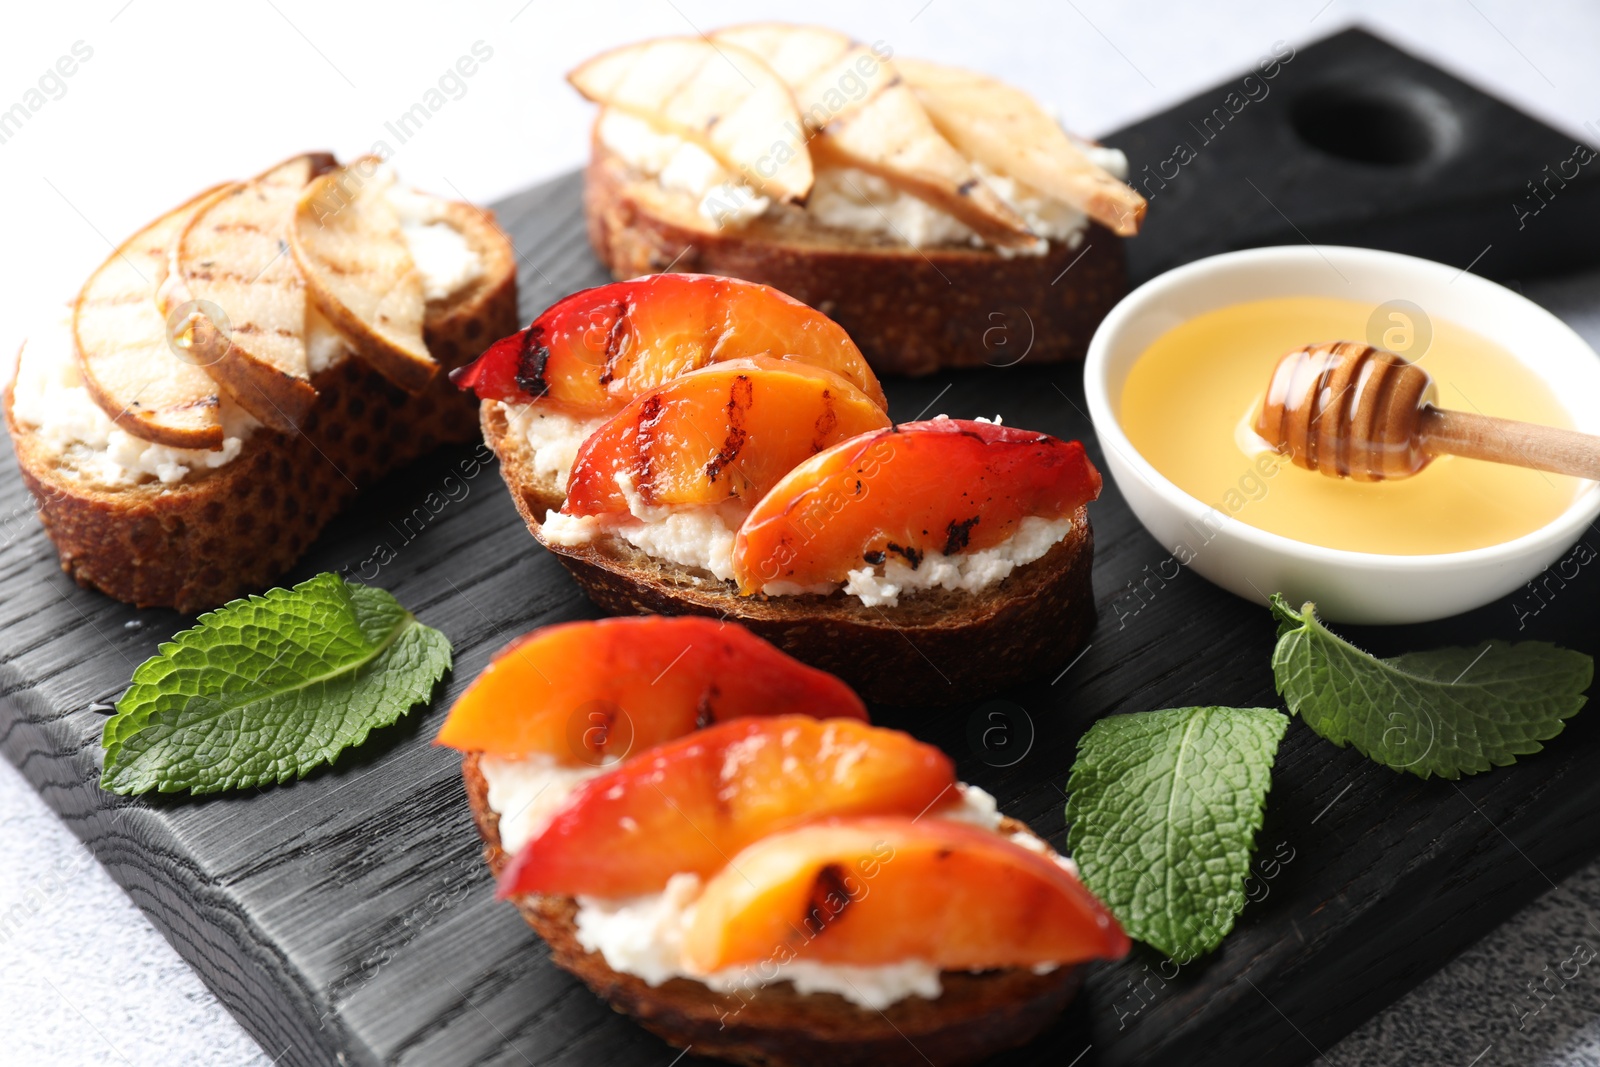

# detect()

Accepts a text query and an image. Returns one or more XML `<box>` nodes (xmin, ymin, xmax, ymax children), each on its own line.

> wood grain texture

<box><xmin>5</xmin><ymin>133</ymin><xmax>1600</xmax><ymax>1067</ymax></box>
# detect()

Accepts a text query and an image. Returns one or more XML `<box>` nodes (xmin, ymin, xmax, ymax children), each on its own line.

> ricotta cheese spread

<box><xmin>839</xmin><ymin>514</ymin><xmax>1074</xmax><ymax>608</ymax></box>
<box><xmin>538</xmin><ymin>469</ymin><xmax>1072</xmax><ymax>607</ymax></box>
<box><xmin>479</xmin><ymin>752</ymin><xmax>611</xmax><ymax>854</ymax></box>
<box><xmin>596</xmin><ymin>106</ymin><xmax>1129</xmax><ymax>253</ymax></box>
<box><xmin>597</xmin><ymin>110</ymin><xmax>772</xmax><ymax>228</ymax></box>
<box><xmin>539</xmin><ymin>469</ymin><xmax>749</xmax><ymax>584</ymax></box>
<box><xmin>474</xmin><ymin>756</ymin><xmax>1073</xmax><ymax>1010</ymax></box>
<box><xmin>385</xmin><ymin>179</ymin><xmax>486</xmax><ymax>301</ymax></box>
<box><xmin>500</xmin><ymin>401</ymin><xmax>609</xmax><ymax>494</ymax></box>
<box><xmin>10</xmin><ymin>310</ymin><xmax>260</xmax><ymax>486</ymax></box>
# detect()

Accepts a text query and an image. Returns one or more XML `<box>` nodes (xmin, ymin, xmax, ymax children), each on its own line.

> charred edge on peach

<box><xmin>597</xmin><ymin>299</ymin><xmax>629</xmax><ymax>386</ymax></box>
<box><xmin>800</xmin><ymin>863</ymin><xmax>854</xmax><ymax>941</ymax></box>
<box><xmin>811</xmin><ymin>390</ymin><xmax>838</xmax><ymax>451</ymax></box>
<box><xmin>694</xmin><ymin>683</ymin><xmax>719</xmax><ymax>730</ymax></box>
<box><xmin>885</xmin><ymin>542</ymin><xmax>924</xmax><ymax>570</ymax></box>
<box><xmin>943</xmin><ymin>516</ymin><xmax>980</xmax><ymax>555</ymax></box>
<box><xmin>633</xmin><ymin>392</ymin><xmax>666</xmax><ymax>504</ymax></box>
<box><xmin>705</xmin><ymin>375</ymin><xmax>753</xmax><ymax>483</ymax></box>
<box><xmin>514</xmin><ymin>326</ymin><xmax>552</xmax><ymax>399</ymax></box>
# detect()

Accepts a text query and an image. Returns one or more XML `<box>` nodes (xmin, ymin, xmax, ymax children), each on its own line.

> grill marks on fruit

<box><xmin>694</xmin><ymin>683</ymin><xmax>720</xmax><ymax>730</ymax></box>
<box><xmin>513</xmin><ymin>325</ymin><xmax>552</xmax><ymax>399</ymax></box>
<box><xmin>885</xmin><ymin>542</ymin><xmax>924</xmax><ymax>570</ymax></box>
<box><xmin>811</xmin><ymin>390</ymin><xmax>838</xmax><ymax>451</ymax></box>
<box><xmin>801</xmin><ymin>863</ymin><xmax>854</xmax><ymax>939</ymax></box>
<box><xmin>596</xmin><ymin>299</ymin><xmax>630</xmax><ymax>387</ymax></box>
<box><xmin>704</xmin><ymin>375</ymin><xmax>753</xmax><ymax>484</ymax></box>
<box><xmin>633</xmin><ymin>392</ymin><xmax>666</xmax><ymax>504</ymax></box>
<box><xmin>943</xmin><ymin>515</ymin><xmax>980</xmax><ymax>555</ymax></box>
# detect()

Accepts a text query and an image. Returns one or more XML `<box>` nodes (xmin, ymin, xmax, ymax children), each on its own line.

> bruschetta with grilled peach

<box><xmin>440</xmin><ymin>616</ymin><xmax>1128</xmax><ymax>1067</ymax></box>
<box><xmin>458</xmin><ymin>274</ymin><xmax>1100</xmax><ymax>703</ymax></box>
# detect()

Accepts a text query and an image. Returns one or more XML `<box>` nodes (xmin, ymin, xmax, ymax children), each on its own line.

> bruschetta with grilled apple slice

<box><xmin>7</xmin><ymin>153</ymin><xmax>517</xmax><ymax>612</ymax></box>
<box><xmin>462</xmin><ymin>276</ymin><xmax>1099</xmax><ymax>704</ymax></box>
<box><xmin>574</xmin><ymin>23</ymin><xmax>1143</xmax><ymax>374</ymax></box>
<box><xmin>441</xmin><ymin>617</ymin><xmax>1128</xmax><ymax>1067</ymax></box>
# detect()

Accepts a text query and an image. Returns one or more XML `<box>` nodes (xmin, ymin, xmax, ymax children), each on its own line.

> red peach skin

<box><xmin>435</xmin><ymin>616</ymin><xmax>866</xmax><ymax>760</ymax></box>
<box><xmin>450</xmin><ymin>273</ymin><xmax>887</xmax><ymax>413</ymax></box>
<box><xmin>499</xmin><ymin>716</ymin><xmax>956</xmax><ymax>898</ymax></box>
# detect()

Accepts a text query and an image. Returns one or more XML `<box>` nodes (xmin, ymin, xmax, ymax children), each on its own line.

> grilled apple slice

<box><xmin>568</xmin><ymin>37</ymin><xmax>812</xmax><ymax>204</ymax></box>
<box><xmin>713</xmin><ymin>24</ymin><xmax>1034</xmax><ymax>249</ymax></box>
<box><xmin>452</xmin><ymin>274</ymin><xmax>886</xmax><ymax>413</ymax></box>
<box><xmin>500</xmin><ymin>716</ymin><xmax>954</xmax><ymax>897</ymax></box>
<box><xmin>683</xmin><ymin>816</ymin><xmax>1130</xmax><ymax>972</ymax></box>
<box><xmin>896</xmin><ymin>57</ymin><xmax>1146</xmax><ymax>237</ymax></box>
<box><xmin>73</xmin><ymin>184</ymin><xmax>233</xmax><ymax>449</ymax></box>
<box><xmin>174</xmin><ymin>152</ymin><xmax>335</xmax><ymax>430</ymax></box>
<box><xmin>435</xmin><ymin>617</ymin><xmax>866</xmax><ymax>759</ymax></box>
<box><xmin>290</xmin><ymin>158</ymin><xmax>433</xmax><ymax>393</ymax></box>
<box><xmin>732</xmin><ymin>418</ymin><xmax>1103</xmax><ymax>594</ymax></box>
<box><xmin>562</xmin><ymin>356</ymin><xmax>891</xmax><ymax>516</ymax></box>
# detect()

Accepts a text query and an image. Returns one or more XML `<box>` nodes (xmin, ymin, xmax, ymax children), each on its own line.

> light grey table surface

<box><xmin>2</xmin><ymin>2</ymin><xmax>1597</xmax><ymax>1064</ymax></box>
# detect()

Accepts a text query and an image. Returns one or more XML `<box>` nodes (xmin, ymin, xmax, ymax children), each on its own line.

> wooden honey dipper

<box><xmin>1255</xmin><ymin>341</ymin><xmax>1600</xmax><ymax>482</ymax></box>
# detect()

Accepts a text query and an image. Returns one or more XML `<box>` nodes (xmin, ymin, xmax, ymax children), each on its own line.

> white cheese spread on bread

<box><xmin>476</xmin><ymin>758</ymin><xmax>1069</xmax><ymax>1010</ymax></box>
<box><xmin>597</xmin><ymin>107</ymin><xmax>1127</xmax><ymax>253</ymax></box>
<box><xmin>10</xmin><ymin>310</ymin><xmax>260</xmax><ymax>486</ymax></box>
<box><xmin>596</xmin><ymin>110</ymin><xmax>772</xmax><ymax>228</ymax></box>
<box><xmin>386</xmin><ymin>180</ymin><xmax>487</xmax><ymax>302</ymax></box>
<box><xmin>501</xmin><ymin>402</ymin><xmax>610</xmax><ymax>495</ymax></box>
<box><xmin>538</xmin><ymin>471</ymin><xmax>1072</xmax><ymax>607</ymax></box>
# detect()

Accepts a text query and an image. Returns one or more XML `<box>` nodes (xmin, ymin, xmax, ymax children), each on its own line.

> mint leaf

<box><xmin>1270</xmin><ymin>594</ymin><xmax>1590</xmax><ymax>780</ymax></box>
<box><xmin>1066</xmin><ymin>706</ymin><xmax>1288</xmax><ymax>961</ymax></box>
<box><xmin>101</xmin><ymin>574</ymin><xmax>451</xmax><ymax>795</ymax></box>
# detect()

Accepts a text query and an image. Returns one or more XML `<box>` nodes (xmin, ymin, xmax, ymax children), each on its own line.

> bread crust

<box><xmin>5</xmin><ymin>205</ymin><xmax>518</xmax><ymax>613</ymax></box>
<box><xmin>462</xmin><ymin>752</ymin><xmax>1082</xmax><ymax>1067</ymax></box>
<box><xmin>583</xmin><ymin>137</ymin><xmax>1128</xmax><ymax>376</ymax></box>
<box><xmin>481</xmin><ymin>403</ymin><xmax>1096</xmax><ymax>706</ymax></box>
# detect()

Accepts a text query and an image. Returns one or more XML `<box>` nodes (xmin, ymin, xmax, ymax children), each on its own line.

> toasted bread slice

<box><xmin>173</xmin><ymin>153</ymin><xmax>335</xmax><ymax>431</ymax></box>
<box><xmin>480</xmin><ymin>402</ymin><xmax>1095</xmax><ymax>706</ymax></box>
<box><xmin>291</xmin><ymin>159</ymin><xmax>435</xmax><ymax>393</ymax></box>
<box><xmin>461</xmin><ymin>752</ymin><xmax>1082</xmax><ymax>1067</ymax></box>
<box><xmin>583</xmin><ymin>134</ymin><xmax>1128</xmax><ymax>376</ymax></box>
<box><xmin>7</xmin><ymin>200</ymin><xmax>517</xmax><ymax>613</ymax></box>
<box><xmin>74</xmin><ymin>184</ymin><xmax>235</xmax><ymax>450</ymax></box>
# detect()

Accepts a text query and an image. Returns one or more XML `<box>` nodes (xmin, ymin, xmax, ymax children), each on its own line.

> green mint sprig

<box><xmin>1270</xmin><ymin>595</ymin><xmax>1590</xmax><ymax>780</ymax></box>
<box><xmin>101</xmin><ymin>573</ymin><xmax>451</xmax><ymax>795</ymax></box>
<box><xmin>1066</xmin><ymin>705</ymin><xmax>1288</xmax><ymax>960</ymax></box>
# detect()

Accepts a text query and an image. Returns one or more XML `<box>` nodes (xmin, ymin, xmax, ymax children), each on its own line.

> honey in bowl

<box><xmin>1118</xmin><ymin>296</ymin><xmax>1581</xmax><ymax>555</ymax></box>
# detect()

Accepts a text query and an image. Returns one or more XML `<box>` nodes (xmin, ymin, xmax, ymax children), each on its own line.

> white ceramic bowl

<box><xmin>1083</xmin><ymin>245</ymin><xmax>1600</xmax><ymax>624</ymax></box>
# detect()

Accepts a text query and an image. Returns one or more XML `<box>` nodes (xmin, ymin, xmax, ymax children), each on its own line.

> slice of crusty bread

<box><xmin>6</xmin><ymin>202</ymin><xmax>517</xmax><ymax>613</ymax></box>
<box><xmin>462</xmin><ymin>752</ymin><xmax>1083</xmax><ymax>1067</ymax></box>
<box><xmin>481</xmin><ymin>402</ymin><xmax>1095</xmax><ymax>706</ymax></box>
<box><xmin>583</xmin><ymin>134</ymin><xmax>1129</xmax><ymax>376</ymax></box>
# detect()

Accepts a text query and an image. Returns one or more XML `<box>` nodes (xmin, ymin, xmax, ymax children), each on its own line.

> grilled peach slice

<box><xmin>435</xmin><ymin>616</ymin><xmax>865</xmax><ymax>760</ymax></box>
<box><xmin>683</xmin><ymin>817</ymin><xmax>1129</xmax><ymax>973</ymax></box>
<box><xmin>562</xmin><ymin>356</ymin><xmax>891</xmax><ymax>517</ymax></box>
<box><xmin>499</xmin><ymin>717</ymin><xmax>955</xmax><ymax>898</ymax></box>
<box><xmin>732</xmin><ymin>419</ymin><xmax>1103</xmax><ymax>593</ymax></box>
<box><xmin>451</xmin><ymin>274</ymin><xmax>887</xmax><ymax>413</ymax></box>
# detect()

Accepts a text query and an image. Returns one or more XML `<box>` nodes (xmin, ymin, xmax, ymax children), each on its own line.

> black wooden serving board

<box><xmin>4</xmin><ymin>28</ymin><xmax>1600</xmax><ymax>1067</ymax></box>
